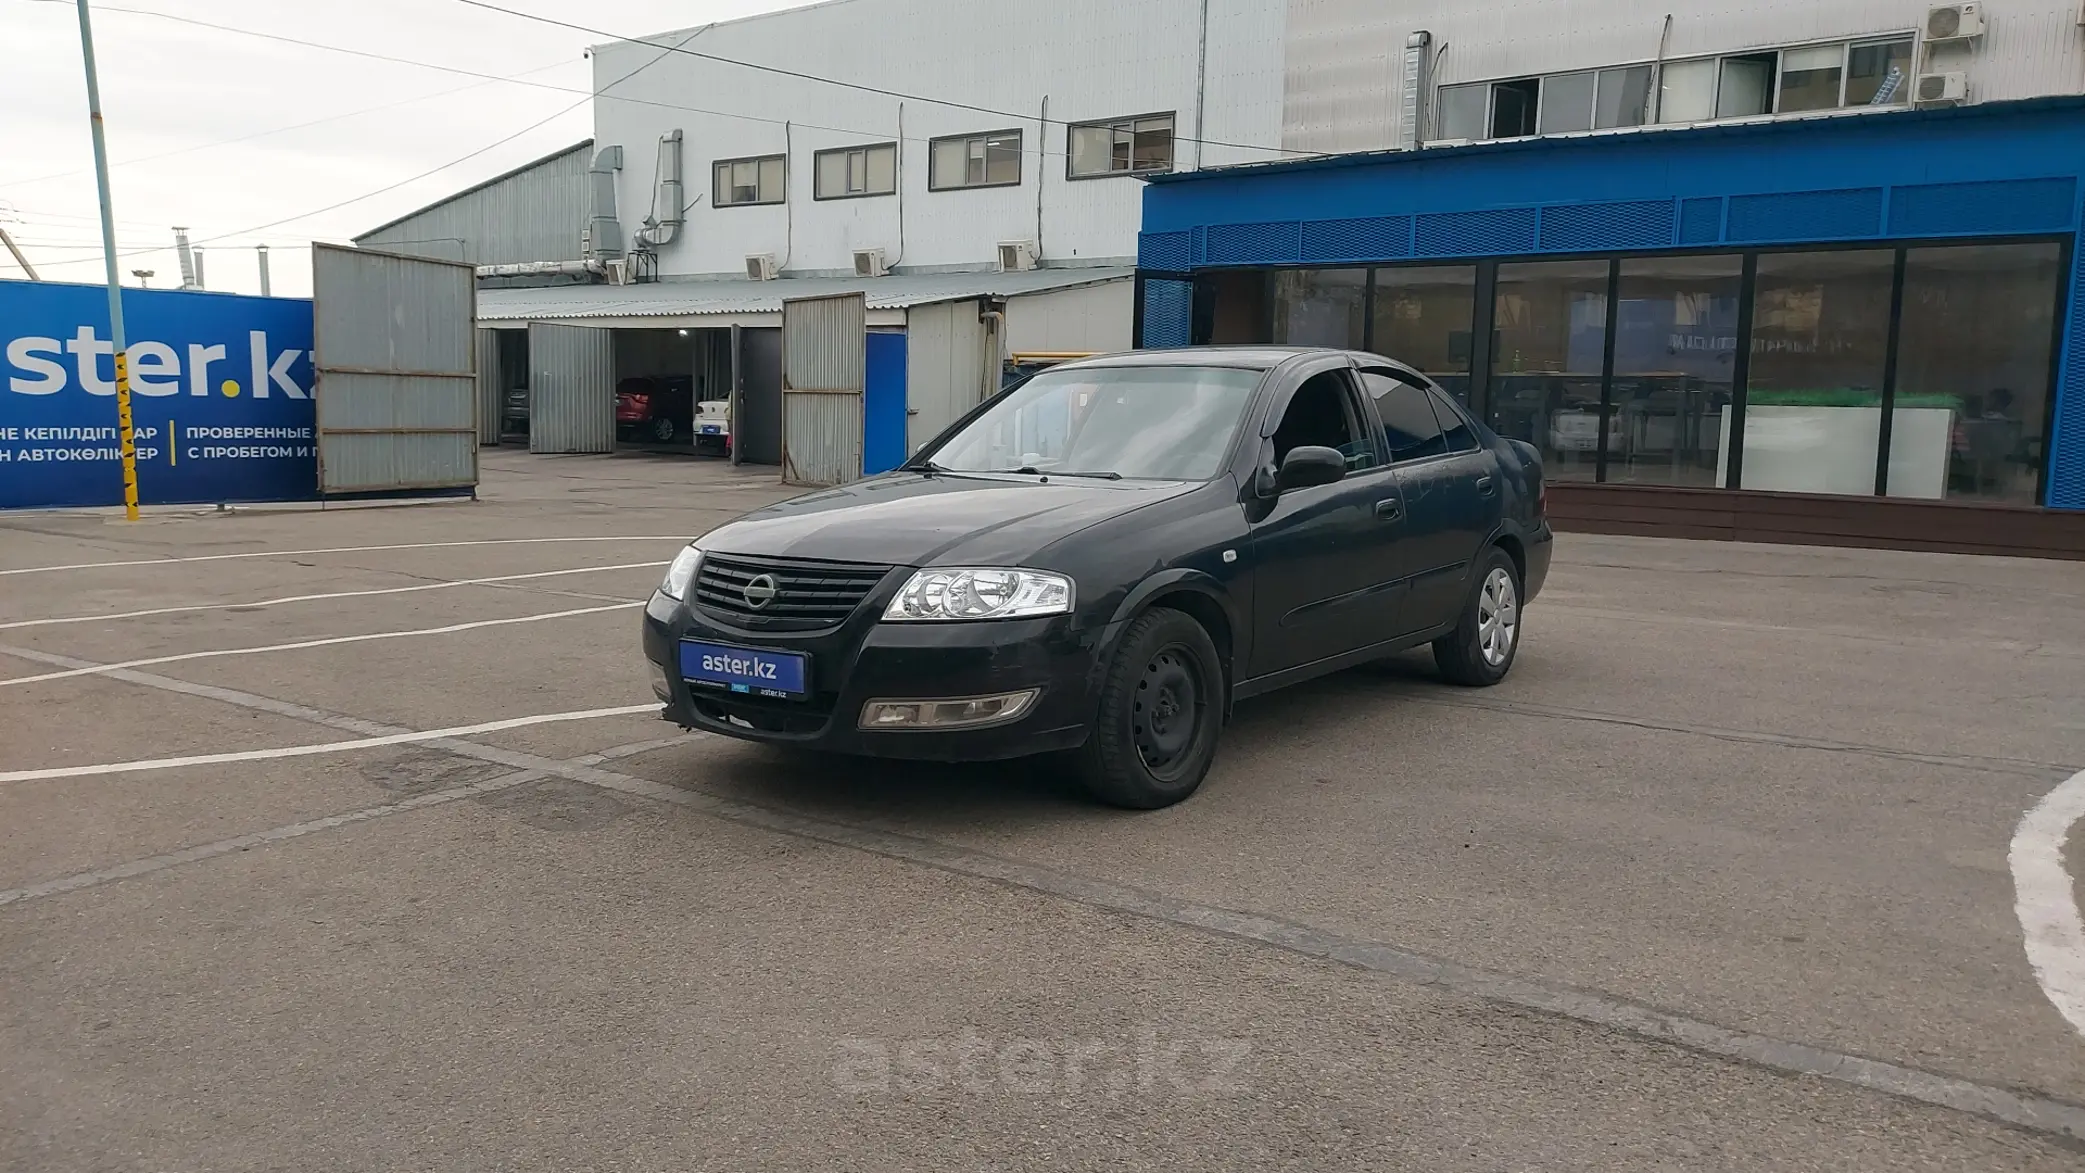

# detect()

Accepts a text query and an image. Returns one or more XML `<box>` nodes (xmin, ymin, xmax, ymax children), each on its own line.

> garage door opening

<box><xmin>614</xmin><ymin>328</ymin><xmax>733</xmax><ymax>457</ymax></box>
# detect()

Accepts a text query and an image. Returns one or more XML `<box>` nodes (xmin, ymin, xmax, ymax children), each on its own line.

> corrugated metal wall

<box><xmin>782</xmin><ymin>293</ymin><xmax>866</xmax><ymax>486</ymax></box>
<box><xmin>1284</xmin><ymin>0</ymin><xmax>2085</xmax><ymax>154</ymax></box>
<box><xmin>903</xmin><ymin>300</ymin><xmax>990</xmax><ymax>454</ymax></box>
<box><xmin>354</xmin><ymin>142</ymin><xmax>593</xmax><ymax>266</ymax></box>
<box><xmin>310</xmin><ymin>244</ymin><xmax>479</xmax><ymax>493</ymax></box>
<box><xmin>475</xmin><ymin>328</ymin><xmax>502</xmax><ymax>444</ymax></box>
<box><xmin>527</xmin><ymin>323</ymin><xmax>617</xmax><ymax>454</ymax></box>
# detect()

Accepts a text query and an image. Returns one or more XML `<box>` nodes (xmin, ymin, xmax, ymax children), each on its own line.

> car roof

<box><xmin>1050</xmin><ymin>346</ymin><xmax>1424</xmax><ymax>377</ymax></box>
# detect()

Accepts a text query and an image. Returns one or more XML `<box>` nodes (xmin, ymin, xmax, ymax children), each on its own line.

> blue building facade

<box><xmin>1136</xmin><ymin>97</ymin><xmax>2085</xmax><ymax>526</ymax></box>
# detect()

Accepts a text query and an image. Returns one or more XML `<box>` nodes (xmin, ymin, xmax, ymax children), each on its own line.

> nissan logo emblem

<box><xmin>742</xmin><ymin>574</ymin><xmax>779</xmax><ymax>609</ymax></box>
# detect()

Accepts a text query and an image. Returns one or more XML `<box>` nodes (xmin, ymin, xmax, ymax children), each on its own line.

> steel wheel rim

<box><xmin>1132</xmin><ymin>643</ymin><xmax>1204</xmax><ymax>779</ymax></box>
<box><xmin>1477</xmin><ymin>567</ymin><xmax>1519</xmax><ymax>668</ymax></box>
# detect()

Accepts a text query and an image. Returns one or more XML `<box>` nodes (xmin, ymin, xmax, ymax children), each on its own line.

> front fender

<box><xmin>1089</xmin><ymin>567</ymin><xmax>1248</xmax><ymax>715</ymax></box>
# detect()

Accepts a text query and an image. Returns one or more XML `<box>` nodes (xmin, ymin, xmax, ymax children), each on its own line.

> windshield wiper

<box><xmin>910</xmin><ymin>459</ymin><xmax>957</xmax><ymax>476</ymax></box>
<box><xmin>1012</xmin><ymin>467</ymin><xmax>1123</xmax><ymax>480</ymax></box>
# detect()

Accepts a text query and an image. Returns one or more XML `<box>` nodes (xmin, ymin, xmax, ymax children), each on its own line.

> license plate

<box><xmin>700</xmin><ymin>425</ymin><xmax>722</xmax><ymax>434</ymax></box>
<box><xmin>679</xmin><ymin>640</ymin><xmax>809</xmax><ymax>699</ymax></box>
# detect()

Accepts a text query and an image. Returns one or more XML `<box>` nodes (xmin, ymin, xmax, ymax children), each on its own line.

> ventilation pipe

<box><xmin>1402</xmin><ymin>31</ymin><xmax>1433</xmax><ymax>150</ymax></box>
<box><xmin>635</xmin><ymin>130</ymin><xmax>685</xmax><ymax>251</ymax></box>
<box><xmin>256</xmin><ymin>244</ymin><xmax>272</xmax><ymax>296</ymax></box>
<box><xmin>173</xmin><ymin>227</ymin><xmax>198</xmax><ymax>290</ymax></box>
<box><xmin>192</xmin><ymin>248</ymin><xmax>205</xmax><ymax>291</ymax></box>
<box><xmin>587</xmin><ymin>144</ymin><xmax>625</xmax><ymax>261</ymax></box>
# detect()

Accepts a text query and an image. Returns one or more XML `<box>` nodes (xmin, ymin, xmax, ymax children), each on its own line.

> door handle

<box><xmin>1476</xmin><ymin>476</ymin><xmax>1496</xmax><ymax>498</ymax></box>
<box><xmin>1375</xmin><ymin>498</ymin><xmax>1403</xmax><ymax>522</ymax></box>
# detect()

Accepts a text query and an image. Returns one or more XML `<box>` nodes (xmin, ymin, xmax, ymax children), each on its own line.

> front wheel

<box><xmin>1073</xmin><ymin>608</ymin><xmax>1224</xmax><ymax>810</ymax></box>
<box><xmin>1432</xmin><ymin>548</ymin><xmax>1522</xmax><ymax>687</ymax></box>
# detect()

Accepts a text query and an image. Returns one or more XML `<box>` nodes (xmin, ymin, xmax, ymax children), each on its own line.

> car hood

<box><xmin>701</xmin><ymin>472</ymin><xmax>1197</xmax><ymax>567</ymax></box>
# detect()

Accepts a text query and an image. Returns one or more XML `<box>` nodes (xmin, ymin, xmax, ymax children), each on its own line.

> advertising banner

<box><xmin>1</xmin><ymin>279</ymin><xmax>317</xmax><ymax>509</ymax></box>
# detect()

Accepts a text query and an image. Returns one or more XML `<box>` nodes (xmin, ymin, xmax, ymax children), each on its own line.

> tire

<box><xmin>1432</xmin><ymin>547</ymin><xmax>1523</xmax><ymax>687</ymax></box>
<box><xmin>649</xmin><ymin>416</ymin><xmax>677</xmax><ymax>443</ymax></box>
<box><xmin>1073</xmin><ymin>607</ymin><xmax>1224</xmax><ymax>810</ymax></box>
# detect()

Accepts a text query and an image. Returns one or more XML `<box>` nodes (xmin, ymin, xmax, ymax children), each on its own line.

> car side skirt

<box><xmin>1230</xmin><ymin>622</ymin><xmax>1455</xmax><ymax>702</ymax></box>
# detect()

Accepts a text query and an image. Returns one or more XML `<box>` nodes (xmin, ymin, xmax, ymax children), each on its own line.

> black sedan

<box><xmin>642</xmin><ymin>347</ymin><xmax>1551</xmax><ymax>809</ymax></box>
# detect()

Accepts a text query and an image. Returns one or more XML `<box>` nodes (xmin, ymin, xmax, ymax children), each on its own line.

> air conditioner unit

<box><xmin>1925</xmin><ymin>3</ymin><xmax>1984</xmax><ymax>41</ymax></box>
<box><xmin>996</xmin><ymin>240</ymin><xmax>1037</xmax><ymax>273</ymax></box>
<box><xmin>1914</xmin><ymin>71</ymin><xmax>1969</xmax><ymax>105</ymax></box>
<box><xmin>852</xmin><ymin>248</ymin><xmax>888</xmax><ymax>278</ymax></box>
<box><xmin>745</xmin><ymin>253</ymin><xmax>778</xmax><ymax>281</ymax></box>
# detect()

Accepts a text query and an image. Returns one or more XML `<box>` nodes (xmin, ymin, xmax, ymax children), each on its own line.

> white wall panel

<box><xmin>1285</xmin><ymin>0</ymin><xmax>2085</xmax><ymax>153</ymax></box>
<box><xmin>1004</xmin><ymin>281</ymin><xmax>1135</xmax><ymax>355</ymax></box>
<box><xmin>592</xmin><ymin>0</ymin><xmax>1289</xmax><ymax>280</ymax></box>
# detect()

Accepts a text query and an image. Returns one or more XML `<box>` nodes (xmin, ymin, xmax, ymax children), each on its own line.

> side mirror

<box><xmin>1275</xmin><ymin>445</ymin><xmax>1347</xmax><ymax>492</ymax></box>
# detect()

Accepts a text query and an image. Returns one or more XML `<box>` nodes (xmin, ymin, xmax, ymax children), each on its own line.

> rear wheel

<box><xmin>1074</xmin><ymin>608</ymin><xmax>1223</xmax><ymax>810</ymax></box>
<box><xmin>1432</xmin><ymin>547</ymin><xmax>1521</xmax><ymax>687</ymax></box>
<box><xmin>649</xmin><ymin>416</ymin><xmax>678</xmax><ymax>443</ymax></box>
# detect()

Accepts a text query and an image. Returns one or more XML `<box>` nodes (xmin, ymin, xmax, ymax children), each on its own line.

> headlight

<box><xmin>659</xmin><ymin>544</ymin><xmax>702</xmax><ymax>600</ymax></box>
<box><xmin>883</xmin><ymin>567</ymin><xmax>1073</xmax><ymax>621</ymax></box>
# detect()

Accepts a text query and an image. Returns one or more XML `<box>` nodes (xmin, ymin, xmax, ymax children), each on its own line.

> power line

<box><xmin>0</xmin><ymin>53</ymin><xmax>577</xmax><ymax>189</ymax></box>
<box><xmin>24</xmin><ymin>15</ymin><xmax>707</xmax><ymax>271</ymax></box>
<box><xmin>446</xmin><ymin>0</ymin><xmax>1309</xmax><ymax>159</ymax></box>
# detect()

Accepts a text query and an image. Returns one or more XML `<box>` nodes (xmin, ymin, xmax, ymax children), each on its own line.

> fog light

<box><xmin>860</xmin><ymin>689</ymin><xmax>1040</xmax><ymax>731</ymax></box>
<box><xmin>648</xmin><ymin>660</ymin><xmax>674</xmax><ymax>703</ymax></box>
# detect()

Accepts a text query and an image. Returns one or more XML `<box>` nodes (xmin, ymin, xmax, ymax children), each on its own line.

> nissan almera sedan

<box><xmin>642</xmin><ymin>347</ymin><xmax>1551</xmax><ymax>809</ymax></box>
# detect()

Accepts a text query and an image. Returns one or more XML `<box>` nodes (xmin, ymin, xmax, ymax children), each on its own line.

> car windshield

<box><xmin>922</xmin><ymin>365</ymin><xmax>1263</xmax><ymax>480</ymax></box>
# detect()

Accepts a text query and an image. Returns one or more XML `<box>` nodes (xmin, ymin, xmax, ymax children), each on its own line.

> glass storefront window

<box><xmin>1369</xmin><ymin>265</ymin><xmax>1477</xmax><ymax>404</ymax></box>
<box><xmin>1739</xmin><ymin>250</ymin><xmax>1894</xmax><ymax>495</ymax></box>
<box><xmin>1272</xmin><ymin>269</ymin><xmax>1367</xmax><ymax>349</ymax></box>
<box><xmin>1610</xmin><ymin>255</ymin><xmax>1742</xmax><ymax>487</ymax></box>
<box><xmin>1893</xmin><ymin>242</ymin><xmax>2062</xmax><ymax>505</ymax></box>
<box><xmin>1490</xmin><ymin>260</ymin><xmax>1610</xmax><ymax>482</ymax></box>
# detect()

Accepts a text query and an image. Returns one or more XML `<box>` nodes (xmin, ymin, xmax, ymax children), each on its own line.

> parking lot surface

<box><xmin>4</xmin><ymin>448</ymin><xmax>2083</xmax><ymax>1171</ymax></box>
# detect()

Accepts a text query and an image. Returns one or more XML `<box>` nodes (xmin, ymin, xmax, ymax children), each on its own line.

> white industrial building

<box><xmin>357</xmin><ymin>0</ymin><xmax>1289</xmax><ymax>478</ymax></box>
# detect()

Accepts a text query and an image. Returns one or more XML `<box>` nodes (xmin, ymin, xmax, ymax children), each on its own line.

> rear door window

<box><xmin>1358</xmin><ymin>371</ymin><xmax>1448</xmax><ymax>463</ymax></box>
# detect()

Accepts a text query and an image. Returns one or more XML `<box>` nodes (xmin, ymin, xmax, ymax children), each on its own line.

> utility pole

<box><xmin>0</xmin><ymin>227</ymin><xmax>38</xmax><ymax>280</ymax></box>
<box><xmin>76</xmin><ymin>0</ymin><xmax>140</xmax><ymax>521</ymax></box>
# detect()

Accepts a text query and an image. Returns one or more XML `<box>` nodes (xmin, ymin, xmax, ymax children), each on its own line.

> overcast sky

<box><xmin>1</xmin><ymin>0</ymin><xmax>815</xmax><ymax>297</ymax></box>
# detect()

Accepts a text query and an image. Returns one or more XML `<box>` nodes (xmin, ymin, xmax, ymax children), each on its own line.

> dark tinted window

<box><xmin>1427</xmin><ymin>387</ymin><xmax>1479</xmax><ymax>453</ymax></box>
<box><xmin>1273</xmin><ymin>370</ymin><xmax>1378</xmax><ymax>471</ymax></box>
<box><xmin>1359</xmin><ymin>372</ymin><xmax>1447</xmax><ymax>463</ymax></box>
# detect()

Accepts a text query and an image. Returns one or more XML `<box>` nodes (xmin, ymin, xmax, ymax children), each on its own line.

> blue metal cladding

<box><xmin>1140</xmin><ymin>278</ymin><xmax>1193</xmax><ymax>349</ymax></box>
<box><xmin>1300</xmin><ymin>216</ymin><xmax>1413</xmax><ymax>262</ymax></box>
<box><xmin>1678</xmin><ymin>197</ymin><xmax>1725</xmax><ymax>245</ymax></box>
<box><xmin>1204</xmin><ymin>221</ymin><xmax>1303</xmax><ymax>266</ymax></box>
<box><xmin>1726</xmin><ymin>188</ymin><xmax>1884</xmax><ymax>242</ymax></box>
<box><xmin>1138</xmin><ymin>230</ymin><xmax>1194</xmax><ymax>271</ymax></box>
<box><xmin>2050</xmin><ymin>216</ymin><xmax>2085</xmax><ymax>509</ymax></box>
<box><xmin>1887</xmin><ymin>177</ymin><xmax>2079</xmax><ymax>238</ymax></box>
<box><xmin>1414</xmin><ymin>208</ymin><xmax>1539</xmax><ymax>257</ymax></box>
<box><xmin>1539</xmin><ymin>200</ymin><xmax>1676</xmax><ymax>251</ymax></box>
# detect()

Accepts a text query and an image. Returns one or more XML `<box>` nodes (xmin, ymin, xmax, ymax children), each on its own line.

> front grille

<box><xmin>693</xmin><ymin>553</ymin><xmax>893</xmax><ymax>625</ymax></box>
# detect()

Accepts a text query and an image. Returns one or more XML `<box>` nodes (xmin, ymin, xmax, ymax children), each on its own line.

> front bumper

<box><xmin>641</xmin><ymin>590</ymin><xmax>1100</xmax><ymax>761</ymax></box>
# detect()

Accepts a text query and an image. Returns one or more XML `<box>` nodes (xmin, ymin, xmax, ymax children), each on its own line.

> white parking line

<box><xmin>0</xmin><ymin>562</ymin><xmax>665</xmax><ymax>632</ymax></box>
<box><xmin>2011</xmin><ymin>766</ymin><xmax>2085</xmax><ymax>1038</ymax></box>
<box><xmin>0</xmin><ymin>704</ymin><xmax>662</xmax><ymax>783</ymax></box>
<box><xmin>0</xmin><ymin>603</ymin><xmax>641</xmax><ymax>690</ymax></box>
<box><xmin>0</xmin><ymin>536</ymin><xmax>690</xmax><ymax>578</ymax></box>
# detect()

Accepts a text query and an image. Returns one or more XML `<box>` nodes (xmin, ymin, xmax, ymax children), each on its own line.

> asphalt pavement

<box><xmin>2</xmin><ymin>448</ymin><xmax>2081</xmax><ymax>1171</ymax></box>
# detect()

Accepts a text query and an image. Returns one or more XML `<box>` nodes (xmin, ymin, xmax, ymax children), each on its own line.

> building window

<box><xmin>1068</xmin><ymin>114</ymin><xmax>1175</xmax><ymax>178</ymax></box>
<box><xmin>1740</xmin><ymin>250</ymin><xmax>1896</xmax><ymax>495</ymax></box>
<box><xmin>1893</xmin><ymin>242</ymin><xmax>2063</xmax><ymax>505</ymax></box>
<box><xmin>814</xmin><ymin>143</ymin><xmax>897</xmax><ymax>200</ymax></box>
<box><xmin>713</xmin><ymin>154</ymin><xmax>785</xmax><ymax>207</ymax></box>
<box><xmin>1441</xmin><ymin>36</ymin><xmax>1914</xmax><ymax>142</ymax></box>
<box><xmin>1609</xmin><ymin>255</ymin><xmax>1743</xmax><ymax>488</ymax></box>
<box><xmin>1490</xmin><ymin>260</ymin><xmax>1611</xmax><ymax>482</ymax></box>
<box><xmin>1369</xmin><ymin>265</ymin><xmax>1477</xmax><ymax>405</ymax></box>
<box><xmin>1272</xmin><ymin>269</ymin><xmax>1367</xmax><ymax>349</ymax></box>
<box><xmin>929</xmin><ymin>130</ymin><xmax>1021</xmax><ymax>190</ymax></box>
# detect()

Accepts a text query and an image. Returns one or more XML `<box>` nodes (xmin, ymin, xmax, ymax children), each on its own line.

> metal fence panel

<box><xmin>782</xmin><ymin>392</ymin><xmax>863</xmax><ymax>487</ymax></box>
<box><xmin>475</xmin><ymin>327</ymin><xmax>502</xmax><ymax>444</ymax></box>
<box><xmin>312</xmin><ymin>243</ymin><xmax>478</xmax><ymax>493</ymax></box>
<box><xmin>527</xmin><ymin>322</ymin><xmax>616</xmax><ymax>454</ymax></box>
<box><xmin>782</xmin><ymin>293</ymin><xmax>866</xmax><ymax>485</ymax></box>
